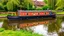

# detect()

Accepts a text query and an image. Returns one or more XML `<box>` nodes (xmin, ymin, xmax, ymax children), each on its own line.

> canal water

<box><xmin>0</xmin><ymin>16</ymin><xmax>64</xmax><ymax>36</ymax></box>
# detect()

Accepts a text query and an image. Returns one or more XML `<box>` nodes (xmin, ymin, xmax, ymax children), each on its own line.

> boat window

<box><xmin>45</xmin><ymin>12</ymin><xmax>49</xmax><ymax>15</ymax></box>
<box><xmin>27</xmin><ymin>13</ymin><xmax>28</xmax><ymax>16</ymax></box>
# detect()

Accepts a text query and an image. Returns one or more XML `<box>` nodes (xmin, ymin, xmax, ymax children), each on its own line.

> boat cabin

<box><xmin>18</xmin><ymin>10</ymin><xmax>53</xmax><ymax>16</ymax></box>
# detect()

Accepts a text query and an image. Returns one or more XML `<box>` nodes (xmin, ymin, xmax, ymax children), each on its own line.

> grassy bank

<box><xmin>0</xmin><ymin>28</ymin><xmax>42</xmax><ymax>36</ymax></box>
<box><xmin>55</xmin><ymin>12</ymin><xmax>64</xmax><ymax>15</ymax></box>
<box><xmin>0</xmin><ymin>14</ymin><xmax>8</xmax><ymax>17</ymax></box>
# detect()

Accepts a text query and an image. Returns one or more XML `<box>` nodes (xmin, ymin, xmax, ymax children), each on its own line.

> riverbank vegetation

<box><xmin>56</xmin><ymin>12</ymin><xmax>64</xmax><ymax>14</ymax></box>
<box><xmin>0</xmin><ymin>14</ymin><xmax>7</xmax><ymax>16</ymax></box>
<box><xmin>0</xmin><ymin>28</ymin><xmax>42</xmax><ymax>36</ymax></box>
<box><xmin>0</xmin><ymin>0</ymin><xmax>63</xmax><ymax>11</ymax></box>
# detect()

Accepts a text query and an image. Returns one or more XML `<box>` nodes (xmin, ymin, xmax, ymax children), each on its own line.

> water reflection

<box><xmin>0</xmin><ymin>17</ymin><xmax>64</xmax><ymax>36</ymax></box>
<box><xmin>48</xmin><ymin>18</ymin><xmax>62</xmax><ymax>33</ymax></box>
<box><xmin>19</xmin><ymin>20</ymin><xmax>49</xmax><ymax>28</ymax></box>
<box><xmin>0</xmin><ymin>22</ymin><xmax>3</xmax><ymax>28</ymax></box>
<box><xmin>58</xmin><ymin>22</ymin><xmax>64</xmax><ymax>36</ymax></box>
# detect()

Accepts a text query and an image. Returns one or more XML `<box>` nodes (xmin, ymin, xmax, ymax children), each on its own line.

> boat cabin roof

<box><xmin>18</xmin><ymin>10</ymin><xmax>52</xmax><ymax>12</ymax></box>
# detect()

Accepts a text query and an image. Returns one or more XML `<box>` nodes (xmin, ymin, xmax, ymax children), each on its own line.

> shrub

<box><xmin>42</xmin><ymin>5</ymin><xmax>49</xmax><ymax>10</ymax></box>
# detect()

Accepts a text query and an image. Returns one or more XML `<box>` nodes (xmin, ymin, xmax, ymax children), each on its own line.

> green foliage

<box><xmin>56</xmin><ymin>12</ymin><xmax>64</xmax><ymax>14</ymax></box>
<box><xmin>20</xmin><ymin>0</ymin><xmax>34</xmax><ymax>10</ymax></box>
<box><xmin>0</xmin><ymin>28</ymin><xmax>5</xmax><ymax>32</ymax></box>
<box><xmin>42</xmin><ymin>5</ymin><xmax>49</xmax><ymax>10</ymax></box>
<box><xmin>28</xmin><ymin>4</ymin><xmax>35</xmax><ymax>10</ymax></box>
<box><xmin>36</xmin><ymin>8</ymin><xmax>42</xmax><ymax>10</ymax></box>
<box><xmin>0</xmin><ymin>28</ymin><xmax>42</xmax><ymax>36</ymax></box>
<box><xmin>0</xmin><ymin>0</ymin><xmax>34</xmax><ymax>11</ymax></box>
<box><xmin>56</xmin><ymin>0</ymin><xmax>64</xmax><ymax>10</ymax></box>
<box><xmin>44</xmin><ymin>0</ymin><xmax>48</xmax><ymax>4</ymax></box>
<box><xmin>6</xmin><ymin>0</ymin><xmax>20</xmax><ymax>11</ymax></box>
<box><xmin>48</xmin><ymin>0</ymin><xmax>57</xmax><ymax>10</ymax></box>
<box><xmin>6</xmin><ymin>2</ymin><xmax>13</xmax><ymax>11</ymax></box>
<box><xmin>0</xmin><ymin>0</ymin><xmax>20</xmax><ymax>11</ymax></box>
<box><xmin>0</xmin><ymin>0</ymin><xmax>6</xmax><ymax>10</ymax></box>
<box><xmin>0</xmin><ymin>3</ymin><xmax>4</xmax><ymax>9</ymax></box>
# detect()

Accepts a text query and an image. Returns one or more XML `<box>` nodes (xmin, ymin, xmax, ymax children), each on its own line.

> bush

<box><xmin>42</xmin><ymin>6</ymin><xmax>49</xmax><ymax>10</ymax></box>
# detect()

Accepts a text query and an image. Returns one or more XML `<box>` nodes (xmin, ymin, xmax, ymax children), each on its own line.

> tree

<box><xmin>42</xmin><ymin>5</ymin><xmax>49</xmax><ymax>10</ymax></box>
<box><xmin>0</xmin><ymin>0</ymin><xmax>20</xmax><ymax>11</ymax></box>
<box><xmin>0</xmin><ymin>0</ymin><xmax>34</xmax><ymax>11</ymax></box>
<box><xmin>20</xmin><ymin>0</ymin><xmax>34</xmax><ymax>10</ymax></box>
<box><xmin>6</xmin><ymin>0</ymin><xmax>20</xmax><ymax>11</ymax></box>
<box><xmin>44</xmin><ymin>0</ymin><xmax>48</xmax><ymax>4</ymax></box>
<box><xmin>55</xmin><ymin>0</ymin><xmax>64</xmax><ymax>10</ymax></box>
<box><xmin>48</xmin><ymin>0</ymin><xmax>57</xmax><ymax>10</ymax></box>
<box><xmin>0</xmin><ymin>0</ymin><xmax>7</xmax><ymax>10</ymax></box>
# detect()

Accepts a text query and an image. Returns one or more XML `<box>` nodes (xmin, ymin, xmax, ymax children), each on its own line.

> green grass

<box><xmin>56</xmin><ymin>12</ymin><xmax>64</xmax><ymax>14</ymax></box>
<box><xmin>0</xmin><ymin>28</ymin><xmax>43</xmax><ymax>36</ymax></box>
<box><xmin>0</xmin><ymin>14</ymin><xmax>8</xmax><ymax>17</ymax></box>
<box><xmin>52</xmin><ymin>10</ymin><xmax>64</xmax><ymax>14</ymax></box>
<box><xmin>0</xmin><ymin>14</ymin><xmax>16</xmax><ymax>17</ymax></box>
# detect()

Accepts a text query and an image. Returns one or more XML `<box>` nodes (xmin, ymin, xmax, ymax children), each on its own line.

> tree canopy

<box><xmin>0</xmin><ymin>0</ymin><xmax>64</xmax><ymax>11</ymax></box>
<box><xmin>20</xmin><ymin>0</ymin><xmax>34</xmax><ymax>10</ymax></box>
<box><xmin>0</xmin><ymin>0</ymin><xmax>34</xmax><ymax>11</ymax></box>
<box><xmin>6</xmin><ymin>0</ymin><xmax>20</xmax><ymax>11</ymax></box>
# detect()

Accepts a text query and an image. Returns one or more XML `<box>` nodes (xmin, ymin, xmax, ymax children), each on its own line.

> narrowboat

<box><xmin>7</xmin><ymin>10</ymin><xmax>56</xmax><ymax>20</ymax></box>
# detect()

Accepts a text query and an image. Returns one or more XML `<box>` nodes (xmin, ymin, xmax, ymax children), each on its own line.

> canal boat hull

<box><xmin>7</xmin><ymin>15</ymin><xmax>56</xmax><ymax>20</ymax></box>
<box><xmin>7</xmin><ymin>10</ymin><xmax>56</xmax><ymax>20</ymax></box>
